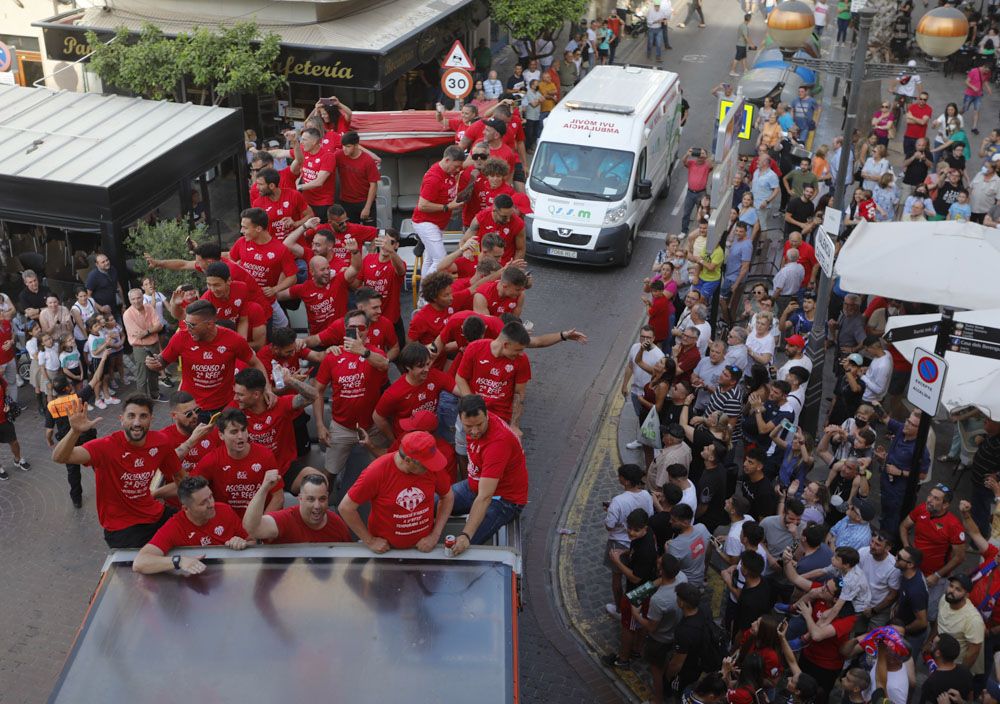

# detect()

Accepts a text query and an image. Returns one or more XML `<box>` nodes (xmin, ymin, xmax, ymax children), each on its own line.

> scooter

<box><xmin>626</xmin><ymin>7</ymin><xmax>648</xmax><ymax>37</ymax></box>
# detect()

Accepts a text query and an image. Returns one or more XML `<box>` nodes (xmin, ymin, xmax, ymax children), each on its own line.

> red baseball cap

<box><xmin>512</xmin><ymin>192</ymin><xmax>533</xmax><ymax>215</ymax></box>
<box><xmin>400</xmin><ymin>431</ymin><xmax>448</xmax><ymax>472</ymax></box>
<box><xmin>399</xmin><ymin>410</ymin><xmax>438</xmax><ymax>433</ymax></box>
<box><xmin>785</xmin><ymin>334</ymin><xmax>806</xmax><ymax>348</ymax></box>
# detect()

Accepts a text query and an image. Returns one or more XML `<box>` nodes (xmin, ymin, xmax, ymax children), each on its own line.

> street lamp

<box><xmin>766</xmin><ymin>2</ymin><xmax>967</xmax><ymax>515</ymax></box>
<box><xmin>766</xmin><ymin>1</ymin><xmax>816</xmax><ymax>52</ymax></box>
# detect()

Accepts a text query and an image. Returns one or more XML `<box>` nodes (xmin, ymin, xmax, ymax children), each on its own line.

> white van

<box><xmin>525</xmin><ymin>65</ymin><xmax>682</xmax><ymax>266</ymax></box>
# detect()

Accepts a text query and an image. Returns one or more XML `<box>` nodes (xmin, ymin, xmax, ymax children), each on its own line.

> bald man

<box><xmin>281</xmin><ymin>246</ymin><xmax>360</xmax><ymax>337</ymax></box>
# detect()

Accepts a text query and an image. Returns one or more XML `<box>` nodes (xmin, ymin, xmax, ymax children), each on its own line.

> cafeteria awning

<box><xmin>35</xmin><ymin>0</ymin><xmax>489</xmax><ymax>92</ymax></box>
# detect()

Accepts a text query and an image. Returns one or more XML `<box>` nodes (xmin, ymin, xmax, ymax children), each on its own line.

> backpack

<box><xmin>699</xmin><ymin>614</ymin><xmax>729</xmax><ymax>671</ymax></box>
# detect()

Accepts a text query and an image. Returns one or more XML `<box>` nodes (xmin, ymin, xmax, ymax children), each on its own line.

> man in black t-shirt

<box><xmin>667</xmin><ymin>582</ymin><xmax>713</xmax><ymax>693</ymax></box>
<box><xmin>740</xmin><ymin>447</ymin><xmax>778</xmax><ymax>520</ymax></box>
<box><xmin>16</xmin><ymin>269</ymin><xmax>51</xmax><ymax>322</ymax></box>
<box><xmin>784</xmin><ymin>185</ymin><xmax>817</xmax><ymax>237</ymax></box>
<box><xmin>919</xmin><ymin>634</ymin><xmax>974</xmax><ymax>704</ymax></box>
<box><xmin>696</xmin><ymin>439</ymin><xmax>728</xmax><ymax>531</ymax></box>
<box><xmin>901</xmin><ymin>138</ymin><xmax>933</xmax><ymax>201</ymax></box>
<box><xmin>604</xmin><ymin>508</ymin><xmax>660</xmax><ymax>668</ymax></box>
<box><xmin>44</xmin><ymin>353</ymin><xmax>107</xmax><ymax>508</ymax></box>
<box><xmin>731</xmin><ymin>550</ymin><xmax>771</xmax><ymax>634</ymax></box>
<box><xmin>934</xmin><ymin>168</ymin><xmax>968</xmax><ymax>216</ymax></box>
<box><xmin>650</xmin><ymin>483</ymin><xmax>683</xmax><ymax>551</ymax></box>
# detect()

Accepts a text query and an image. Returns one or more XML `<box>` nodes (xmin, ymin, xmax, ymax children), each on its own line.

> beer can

<box><xmin>444</xmin><ymin>534</ymin><xmax>456</xmax><ymax>557</ymax></box>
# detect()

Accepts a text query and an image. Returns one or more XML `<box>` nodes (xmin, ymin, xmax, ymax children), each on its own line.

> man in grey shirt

<box><xmin>760</xmin><ymin>498</ymin><xmax>805</xmax><ymax>577</ymax></box>
<box><xmin>630</xmin><ymin>553</ymin><xmax>687</xmax><ymax>704</ymax></box>
<box><xmin>667</xmin><ymin>504</ymin><xmax>712</xmax><ymax>588</ymax></box>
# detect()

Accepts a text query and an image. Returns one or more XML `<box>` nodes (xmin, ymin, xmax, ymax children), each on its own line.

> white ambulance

<box><xmin>525</xmin><ymin>65</ymin><xmax>682</xmax><ymax>266</ymax></box>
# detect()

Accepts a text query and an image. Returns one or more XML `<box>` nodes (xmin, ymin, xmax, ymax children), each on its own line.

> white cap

<box><xmin>907</xmin><ymin>59</ymin><xmax>917</xmax><ymax>67</ymax></box>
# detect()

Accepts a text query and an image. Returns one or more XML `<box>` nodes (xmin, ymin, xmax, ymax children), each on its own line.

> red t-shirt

<box><xmin>158</xmin><ymin>423</ymin><xmax>222</xmax><ymax>475</ymax></box>
<box><xmin>361</xmin><ymin>253</ymin><xmax>404</xmax><ymax>324</ymax></box>
<box><xmin>298</xmin><ymin>147</ymin><xmax>336</xmax><ymax>206</ymax></box>
<box><xmin>237</xmin><ymin>395</ymin><xmax>303</xmax><ymax>473</ymax></box>
<box><xmin>321</xmin><ymin>130</ymin><xmax>342</xmax><ymax>153</ymax></box>
<box><xmin>228</xmin><ymin>236</ymin><xmax>298</xmax><ymax>301</ymax></box>
<box><xmin>674</xmin><ymin>344</ymin><xmax>703</xmax><ymax>385</ymax></box>
<box><xmin>439</xmin><ymin>310</ymin><xmax>505</xmax><ymax>378</ymax></box>
<box><xmin>803</xmin><ymin>599</ymin><xmax>856</xmax><ymax>670</ymax></box>
<box><xmin>201</xmin><ymin>280</ymin><xmax>256</xmax><ymax>327</ymax></box>
<box><xmin>411</xmin><ymin>163</ymin><xmax>458</xmax><ymax>229</ymax></box>
<box><xmin>268</xmin><ymin>506</ymin><xmax>351</xmax><ymax>544</ymax></box>
<box><xmin>905</xmin><ymin>102</ymin><xmax>933</xmax><ymax>139</ymax></box>
<box><xmin>859</xmin><ymin>199</ymin><xmax>877</xmax><ymax>221</ymax></box>
<box><xmin>251</xmin><ymin>188</ymin><xmax>310</xmax><ymax>239</ymax></box>
<box><xmin>475</xmin><ymin>280</ymin><xmax>520</xmax><ymax>316</ymax></box>
<box><xmin>288</xmin><ymin>274</ymin><xmax>350</xmax><ymax>334</ymax></box>
<box><xmin>465</xmin><ymin>117</ymin><xmax>524</xmax><ymax>152</ymax></box>
<box><xmin>83</xmin><ymin>430</ymin><xmax>180</xmax><ymax>531</ymax></box>
<box><xmin>375</xmin><ymin>369</ymin><xmax>455</xmax><ymax>436</ymax></box>
<box><xmin>161</xmin><ymin>327</ymin><xmax>254</xmax><ymax>410</ymax></box>
<box><xmin>453</xmin><ymin>256</ymin><xmax>477</xmax><ymax>281</ymax></box>
<box><xmin>473</xmin><ymin>209</ymin><xmax>524</xmax><ymax>265</ymax></box>
<box><xmin>249</xmin><ymin>166</ymin><xmax>295</xmax><ymax>201</ymax></box>
<box><xmin>970</xmin><ymin>544</ymin><xmax>1000</xmax><ymax>625</ymax></box>
<box><xmin>191</xmin><ymin>443</ymin><xmax>284</xmax><ymax>516</ymax></box>
<box><xmin>459</xmin><ymin>166</ymin><xmax>487</xmax><ymax>227</ymax></box>
<box><xmin>910</xmin><ymin>503</ymin><xmax>966</xmax><ymax>575</ymax></box>
<box><xmin>317</xmin><ymin>315</ymin><xmax>397</xmax><ymax>353</ymax></box>
<box><xmin>315</xmin><ymin>349</ymin><xmax>387</xmax><ymax>428</ymax></box>
<box><xmin>256</xmin><ymin>345</ymin><xmax>312</xmax><ymax>379</ymax></box>
<box><xmin>148</xmin><ymin>502</ymin><xmax>248</xmax><ymax>552</ymax></box>
<box><xmin>408</xmin><ymin>304</ymin><xmax>456</xmax><ymax>345</ymax></box>
<box><xmin>0</xmin><ymin>319</ymin><xmax>13</xmax><ymax>365</ymax></box>
<box><xmin>346</xmin><ymin>453</ymin><xmax>452</xmax><ymax>549</ymax></box>
<box><xmin>334</xmin><ymin>149</ymin><xmax>380</xmax><ymax>203</ymax></box>
<box><xmin>471</xmin><ymin>180</ymin><xmax>515</xmax><ymax>224</ymax></box>
<box><xmin>456</xmin><ymin>338</ymin><xmax>531</xmax><ymax>422</ymax></box>
<box><xmin>329</xmin><ymin>224</ymin><xmax>377</xmax><ymax>272</ymax></box>
<box><xmin>489</xmin><ymin>143</ymin><xmax>520</xmax><ymax>175</ymax></box>
<box><xmin>466</xmin><ymin>412</ymin><xmax>529</xmax><ymax>505</ymax></box>
<box><xmin>648</xmin><ymin>295</ymin><xmax>674</xmax><ymax>342</ymax></box>
<box><xmin>448</xmin><ymin>116</ymin><xmax>477</xmax><ymax>145</ymax></box>
<box><xmin>782</xmin><ymin>240</ymin><xmax>817</xmax><ymax>284</ymax></box>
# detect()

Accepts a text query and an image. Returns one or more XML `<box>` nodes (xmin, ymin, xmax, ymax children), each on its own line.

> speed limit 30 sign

<box><xmin>441</xmin><ymin>68</ymin><xmax>473</xmax><ymax>100</ymax></box>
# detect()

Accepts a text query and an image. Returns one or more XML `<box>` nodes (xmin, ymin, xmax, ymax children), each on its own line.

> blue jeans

<box><xmin>680</xmin><ymin>188</ymin><xmax>704</xmax><ymax>232</ymax></box>
<box><xmin>647</xmin><ymin>26</ymin><xmax>665</xmax><ymax>59</ymax></box>
<box><xmin>437</xmin><ymin>391</ymin><xmax>458</xmax><ymax>445</ymax></box>
<box><xmin>450</xmin><ymin>479</ymin><xmax>524</xmax><ymax>544</ymax></box>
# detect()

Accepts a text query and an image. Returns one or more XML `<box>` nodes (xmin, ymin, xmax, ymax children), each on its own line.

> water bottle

<box><xmin>626</xmin><ymin>580</ymin><xmax>658</xmax><ymax>605</ymax></box>
<box><xmin>271</xmin><ymin>360</ymin><xmax>285</xmax><ymax>390</ymax></box>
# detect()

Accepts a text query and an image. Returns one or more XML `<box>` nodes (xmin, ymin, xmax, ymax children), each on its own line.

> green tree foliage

<box><xmin>125</xmin><ymin>219</ymin><xmax>206</xmax><ymax>296</ymax></box>
<box><xmin>86</xmin><ymin>21</ymin><xmax>284</xmax><ymax>105</ymax></box>
<box><xmin>491</xmin><ymin>0</ymin><xmax>589</xmax><ymax>57</ymax></box>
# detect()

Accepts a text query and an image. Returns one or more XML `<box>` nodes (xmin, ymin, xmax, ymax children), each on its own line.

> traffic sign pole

<box><xmin>901</xmin><ymin>308</ymin><xmax>955</xmax><ymax>519</ymax></box>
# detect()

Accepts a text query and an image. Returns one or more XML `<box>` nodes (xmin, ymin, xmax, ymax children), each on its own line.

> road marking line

<box><xmin>638</xmin><ymin>230</ymin><xmax>664</xmax><ymax>240</ymax></box>
<box><xmin>670</xmin><ymin>185</ymin><xmax>686</xmax><ymax>216</ymax></box>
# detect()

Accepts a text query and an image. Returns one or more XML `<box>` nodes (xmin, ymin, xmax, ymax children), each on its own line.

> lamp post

<box><xmin>766</xmin><ymin>4</ymin><xmax>967</xmax><ymax>444</ymax></box>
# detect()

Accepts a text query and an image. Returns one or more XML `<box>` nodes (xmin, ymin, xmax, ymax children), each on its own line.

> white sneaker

<box><xmin>605</xmin><ymin>603</ymin><xmax>620</xmax><ymax>617</ymax></box>
<box><xmin>625</xmin><ymin>440</ymin><xmax>643</xmax><ymax>450</ymax></box>
<box><xmin>95</xmin><ymin>399</ymin><xmax>107</xmax><ymax>410</ymax></box>
<box><xmin>106</xmin><ymin>396</ymin><xmax>121</xmax><ymax>405</ymax></box>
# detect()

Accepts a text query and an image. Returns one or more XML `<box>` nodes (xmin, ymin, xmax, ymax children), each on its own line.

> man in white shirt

<box><xmin>860</xmin><ymin>336</ymin><xmax>893</xmax><ymax>403</ymax></box>
<box><xmin>857</xmin><ymin>530</ymin><xmax>902</xmax><ymax>629</ymax></box>
<box><xmin>482</xmin><ymin>70</ymin><xmax>503</xmax><ymax>100</ymax></box>
<box><xmin>605</xmin><ymin>463</ymin><xmax>655</xmax><ymax>613</ymax></box>
<box><xmin>777</xmin><ymin>334</ymin><xmax>814</xmax><ymax>383</ymax></box>
<box><xmin>622</xmin><ymin>326</ymin><xmax>665</xmax><ymax>449</ymax></box>
<box><xmin>772</xmin><ymin>248</ymin><xmax>805</xmax><ymax>306</ymax></box>
<box><xmin>645</xmin><ymin>0</ymin><xmax>673</xmax><ymax>61</ymax></box>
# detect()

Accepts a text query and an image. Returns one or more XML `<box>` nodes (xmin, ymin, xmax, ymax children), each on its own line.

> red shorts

<box><xmin>619</xmin><ymin>593</ymin><xmax>650</xmax><ymax>632</ymax></box>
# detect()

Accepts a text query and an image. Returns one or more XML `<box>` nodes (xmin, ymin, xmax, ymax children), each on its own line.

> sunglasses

<box><xmin>348</xmin><ymin>324</ymin><xmax>368</xmax><ymax>331</ymax></box>
<box><xmin>471</xmin><ymin>153</ymin><xmax>489</xmax><ymax>160</ymax></box>
<box><xmin>180</xmin><ymin>407</ymin><xmax>202</xmax><ymax>419</ymax></box>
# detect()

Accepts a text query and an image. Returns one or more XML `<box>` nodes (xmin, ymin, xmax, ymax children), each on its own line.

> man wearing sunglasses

<box><xmin>900</xmin><ymin>482</ymin><xmax>966</xmax><ymax>623</ymax></box>
<box><xmin>903</xmin><ymin>92</ymin><xmax>932</xmax><ymax>158</ymax></box>
<box><xmin>155</xmin><ymin>390</ymin><xmax>221</xmax><ymax>493</ymax></box>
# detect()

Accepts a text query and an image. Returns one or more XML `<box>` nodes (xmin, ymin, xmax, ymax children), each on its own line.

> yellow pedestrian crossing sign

<box><xmin>719</xmin><ymin>99</ymin><xmax>754</xmax><ymax>140</ymax></box>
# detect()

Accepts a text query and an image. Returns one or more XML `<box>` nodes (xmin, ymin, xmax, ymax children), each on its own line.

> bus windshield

<box><xmin>529</xmin><ymin>142</ymin><xmax>635</xmax><ymax>202</ymax></box>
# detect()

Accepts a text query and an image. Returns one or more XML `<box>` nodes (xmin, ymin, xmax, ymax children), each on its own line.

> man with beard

<box><xmin>374</xmin><ymin>343</ymin><xmax>456</xmax><ymax>446</ymax></box>
<box><xmin>132</xmin><ymin>476</ymin><xmax>249</xmax><ymax>575</ymax></box>
<box><xmin>191</xmin><ymin>408</ymin><xmax>285</xmax><ymax>517</ymax></box>
<box><xmin>243</xmin><ymin>470</ymin><xmax>351</xmax><ymax>543</ymax></box>
<box><xmin>880</xmin><ymin>409</ymin><xmax>931</xmax><ymax>536</ymax></box>
<box><xmin>232</xmin><ymin>367</ymin><xmax>317</xmax><ymax>490</ymax></box>
<box><xmin>146</xmin><ymin>301</ymin><xmax>266</xmax><ymax>423</ymax></box>
<box><xmin>228</xmin><ymin>208</ymin><xmax>299</xmax><ymax>327</ymax></box>
<box><xmin>926</xmin><ymin>575</ymin><xmax>986</xmax><ymax>676</ymax></box>
<box><xmin>154</xmin><ymin>391</ymin><xmax>221</xmax><ymax>498</ymax></box>
<box><xmin>201</xmin><ymin>262</ymin><xmax>269</xmax><ymax>350</ymax></box>
<box><xmin>306</xmin><ymin>288</ymin><xmax>400</xmax><ymax>362</ymax></box>
<box><xmin>52</xmin><ymin>395</ymin><xmax>183</xmax><ymax>548</ymax></box>
<box><xmin>901</xmin><ymin>482</ymin><xmax>965</xmax><ymax>622</ymax></box>
<box><xmin>460</xmin><ymin>194</ymin><xmax>526</xmax><ymax>265</ymax></box>
<box><xmin>251</xmin><ymin>167</ymin><xmax>313</xmax><ymax>239</ymax></box>
<box><xmin>281</xmin><ymin>250</ymin><xmax>358</xmax><ymax>337</ymax></box>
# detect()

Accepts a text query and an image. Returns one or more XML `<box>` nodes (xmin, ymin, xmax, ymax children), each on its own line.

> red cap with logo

<box><xmin>400</xmin><ymin>431</ymin><xmax>448</xmax><ymax>472</ymax></box>
<box><xmin>399</xmin><ymin>410</ymin><xmax>439</xmax><ymax>433</ymax></box>
<box><xmin>785</xmin><ymin>334</ymin><xmax>806</xmax><ymax>348</ymax></box>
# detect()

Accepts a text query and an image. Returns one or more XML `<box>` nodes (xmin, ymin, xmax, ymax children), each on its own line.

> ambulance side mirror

<box><xmin>635</xmin><ymin>179</ymin><xmax>653</xmax><ymax>200</ymax></box>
